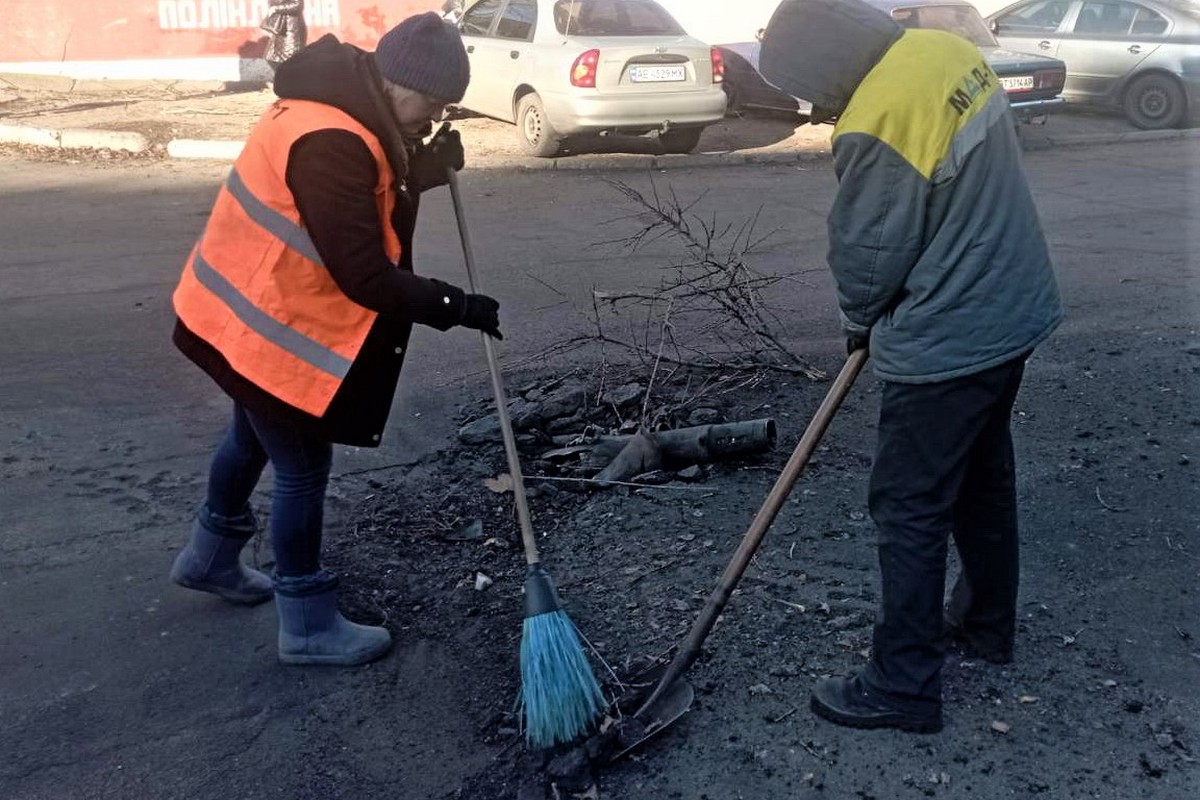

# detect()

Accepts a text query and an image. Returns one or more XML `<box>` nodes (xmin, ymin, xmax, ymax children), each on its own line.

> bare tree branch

<box><xmin>584</xmin><ymin>176</ymin><xmax>823</xmax><ymax>381</ymax></box>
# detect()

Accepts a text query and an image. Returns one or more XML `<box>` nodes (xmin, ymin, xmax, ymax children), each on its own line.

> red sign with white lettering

<box><xmin>2</xmin><ymin>1</ymin><xmax>442</xmax><ymax>63</ymax></box>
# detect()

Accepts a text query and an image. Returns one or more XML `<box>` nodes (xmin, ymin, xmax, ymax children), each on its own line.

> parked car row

<box><xmin>990</xmin><ymin>0</ymin><xmax>1200</xmax><ymax>129</ymax></box>
<box><xmin>705</xmin><ymin>0</ymin><xmax>1065</xmax><ymax>121</ymax></box>
<box><xmin>884</xmin><ymin>0</ymin><xmax>1069</xmax><ymax>121</ymax></box>
<box><xmin>448</xmin><ymin>0</ymin><xmax>1198</xmax><ymax>157</ymax></box>
<box><xmin>715</xmin><ymin>0</ymin><xmax>1069</xmax><ymax>122</ymax></box>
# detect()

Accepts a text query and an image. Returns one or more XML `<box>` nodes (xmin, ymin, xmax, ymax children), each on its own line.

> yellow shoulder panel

<box><xmin>834</xmin><ymin>29</ymin><xmax>1001</xmax><ymax>179</ymax></box>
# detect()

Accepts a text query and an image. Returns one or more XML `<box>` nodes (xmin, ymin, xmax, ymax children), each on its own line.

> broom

<box><xmin>446</xmin><ymin>167</ymin><xmax>605</xmax><ymax>749</ymax></box>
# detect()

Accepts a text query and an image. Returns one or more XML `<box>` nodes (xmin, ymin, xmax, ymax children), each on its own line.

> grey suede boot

<box><xmin>170</xmin><ymin>505</ymin><xmax>273</xmax><ymax>605</ymax></box>
<box><xmin>274</xmin><ymin>571</ymin><xmax>392</xmax><ymax>666</ymax></box>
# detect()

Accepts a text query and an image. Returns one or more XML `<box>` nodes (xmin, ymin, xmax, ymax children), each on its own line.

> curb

<box><xmin>475</xmin><ymin>147</ymin><xmax>836</xmax><ymax>172</ymax></box>
<box><xmin>0</xmin><ymin>73</ymin><xmax>233</xmax><ymax>94</ymax></box>
<box><xmin>0</xmin><ymin>118</ymin><xmax>834</xmax><ymax>168</ymax></box>
<box><xmin>0</xmin><ymin>123</ymin><xmax>149</xmax><ymax>154</ymax></box>
<box><xmin>1017</xmin><ymin>126</ymin><xmax>1200</xmax><ymax>151</ymax></box>
<box><xmin>2</xmin><ymin>120</ymin><xmax>1196</xmax><ymax>168</ymax></box>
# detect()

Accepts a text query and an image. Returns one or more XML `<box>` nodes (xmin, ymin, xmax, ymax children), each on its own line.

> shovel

<box><xmin>626</xmin><ymin>348</ymin><xmax>869</xmax><ymax>743</ymax></box>
<box><xmin>600</xmin><ymin>660</ymin><xmax>696</xmax><ymax>763</ymax></box>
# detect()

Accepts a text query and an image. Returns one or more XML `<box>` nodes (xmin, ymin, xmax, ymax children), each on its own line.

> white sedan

<box><xmin>454</xmin><ymin>0</ymin><xmax>728</xmax><ymax>156</ymax></box>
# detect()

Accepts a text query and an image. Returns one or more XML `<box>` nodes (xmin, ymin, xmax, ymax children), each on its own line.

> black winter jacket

<box><xmin>174</xmin><ymin>35</ymin><xmax>467</xmax><ymax>446</ymax></box>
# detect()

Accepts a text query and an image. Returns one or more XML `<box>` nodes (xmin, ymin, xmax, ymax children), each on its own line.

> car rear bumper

<box><xmin>545</xmin><ymin>88</ymin><xmax>727</xmax><ymax>134</ymax></box>
<box><xmin>1008</xmin><ymin>96</ymin><xmax>1064</xmax><ymax>112</ymax></box>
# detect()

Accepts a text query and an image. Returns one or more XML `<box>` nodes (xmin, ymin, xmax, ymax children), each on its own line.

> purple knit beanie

<box><xmin>373</xmin><ymin>12</ymin><xmax>470</xmax><ymax>103</ymax></box>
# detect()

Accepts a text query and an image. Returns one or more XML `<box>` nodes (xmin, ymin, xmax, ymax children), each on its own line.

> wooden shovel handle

<box><xmin>636</xmin><ymin>348</ymin><xmax>869</xmax><ymax>717</ymax></box>
<box><xmin>446</xmin><ymin>169</ymin><xmax>540</xmax><ymax>566</ymax></box>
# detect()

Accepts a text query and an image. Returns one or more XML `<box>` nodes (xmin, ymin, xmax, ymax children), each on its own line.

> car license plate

<box><xmin>1000</xmin><ymin>75</ymin><xmax>1035</xmax><ymax>92</ymax></box>
<box><xmin>630</xmin><ymin>65</ymin><xmax>686</xmax><ymax>83</ymax></box>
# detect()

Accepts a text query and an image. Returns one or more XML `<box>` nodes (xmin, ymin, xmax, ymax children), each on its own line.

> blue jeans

<box><xmin>204</xmin><ymin>403</ymin><xmax>332</xmax><ymax>577</ymax></box>
<box><xmin>862</xmin><ymin>355</ymin><xmax>1027</xmax><ymax>707</ymax></box>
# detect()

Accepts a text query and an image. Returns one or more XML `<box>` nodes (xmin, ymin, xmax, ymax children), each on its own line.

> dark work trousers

<box><xmin>861</xmin><ymin>354</ymin><xmax>1027</xmax><ymax>707</ymax></box>
<box><xmin>205</xmin><ymin>403</ymin><xmax>333</xmax><ymax>577</ymax></box>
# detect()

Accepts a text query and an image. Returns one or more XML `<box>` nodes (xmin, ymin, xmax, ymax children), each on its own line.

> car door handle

<box><xmin>510</xmin><ymin>50</ymin><xmax>520</xmax><ymax>59</ymax></box>
<box><xmin>466</xmin><ymin>45</ymin><xmax>474</xmax><ymax>53</ymax></box>
<box><xmin>1038</xmin><ymin>40</ymin><xmax>1052</xmax><ymax>50</ymax></box>
<box><xmin>1128</xmin><ymin>44</ymin><xmax>1142</xmax><ymax>54</ymax></box>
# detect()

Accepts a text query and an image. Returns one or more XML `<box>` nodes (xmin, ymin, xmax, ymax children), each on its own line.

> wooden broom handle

<box><xmin>446</xmin><ymin>169</ymin><xmax>540</xmax><ymax>565</ymax></box>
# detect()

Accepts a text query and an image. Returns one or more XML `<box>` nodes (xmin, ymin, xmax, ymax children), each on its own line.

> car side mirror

<box><xmin>990</xmin><ymin>18</ymin><xmax>1000</xmax><ymax>34</ymax></box>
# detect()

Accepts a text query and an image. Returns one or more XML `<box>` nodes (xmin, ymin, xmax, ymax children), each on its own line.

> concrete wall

<box><xmin>0</xmin><ymin>0</ymin><xmax>443</xmax><ymax>81</ymax></box>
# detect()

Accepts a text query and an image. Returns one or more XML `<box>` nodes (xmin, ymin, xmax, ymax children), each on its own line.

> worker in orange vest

<box><xmin>168</xmin><ymin>12</ymin><xmax>499</xmax><ymax>666</ymax></box>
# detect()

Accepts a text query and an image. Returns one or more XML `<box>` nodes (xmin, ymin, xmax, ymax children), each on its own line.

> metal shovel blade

<box><xmin>608</xmin><ymin>674</ymin><xmax>695</xmax><ymax>762</ymax></box>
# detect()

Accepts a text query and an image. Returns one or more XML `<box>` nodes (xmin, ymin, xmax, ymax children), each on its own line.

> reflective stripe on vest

<box><xmin>173</xmin><ymin>99</ymin><xmax>401</xmax><ymax>416</ymax></box>
<box><xmin>224</xmin><ymin>168</ymin><xmax>324</xmax><ymax>266</ymax></box>
<box><xmin>190</xmin><ymin>247</ymin><xmax>352</xmax><ymax>379</ymax></box>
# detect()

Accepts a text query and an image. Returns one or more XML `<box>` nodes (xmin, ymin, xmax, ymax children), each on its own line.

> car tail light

<box><xmin>711</xmin><ymin>47</ymin><xmax>725</xmax><ymax>84</ymax></box>
<box><xmin>1034</xmin><ymin>68</ymin><xmax>1065</xmax><ymax>93</ymax></box>
<box><xmin>571</xmin><ymin>49</ymin><xmax>599</xmax><ymax>88</ymax></box>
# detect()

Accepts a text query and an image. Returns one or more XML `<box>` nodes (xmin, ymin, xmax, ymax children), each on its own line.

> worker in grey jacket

<box><xmin>760</xmin><ymin>0</ymin><xmax>1062</xmax><ymax>733</ymax></box>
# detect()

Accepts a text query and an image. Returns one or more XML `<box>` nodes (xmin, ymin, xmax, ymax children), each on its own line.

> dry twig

<box><xmin>582</xmin><ymin>177</ymin><xmax>823</xmax><ymax>381</ymax></box>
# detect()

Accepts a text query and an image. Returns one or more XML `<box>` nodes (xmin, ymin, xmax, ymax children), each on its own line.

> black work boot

<box><xmin>170</xmin><ymin>505</ymin><xmax>273</xmax><ymax>605</ymax></box>
<box><xmin>811</xmin><ymin>674</ymin><xmax>943</xmax><ymax>734</ymax></box>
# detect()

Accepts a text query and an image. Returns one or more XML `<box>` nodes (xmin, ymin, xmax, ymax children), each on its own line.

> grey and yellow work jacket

<box><xmin>830</xmin><ymin>29</ymin><xmax>1062</xmax><ymax>383</ymax></box>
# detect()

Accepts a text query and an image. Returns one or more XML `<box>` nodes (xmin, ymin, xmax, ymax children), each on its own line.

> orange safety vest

<box><xmin>173</xmin><ymin>99</ymin><xmax>401</xmax><ymax>417</ymax></box>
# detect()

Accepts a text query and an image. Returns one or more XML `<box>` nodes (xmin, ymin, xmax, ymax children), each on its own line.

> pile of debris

<box><xmin>456</xmin><ymin>377</ymin><xmax>776</xmax><ymax>486</ymax></box>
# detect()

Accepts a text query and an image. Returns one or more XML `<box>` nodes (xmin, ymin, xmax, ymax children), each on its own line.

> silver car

<box><xmin>871</xmin><ymin>0</ymin><xmax>1069</xmax><ymax>120</ymax></box>
<box><xmin>718</xmin><ymin>0</ymin><xmax>1068</xmax><ymax>123</ymax></box>
<box><xmin>988</xmin><ymin>0</ymin><xmax>1200</xmax><ymax>128</ymax></box>
<box><xmin>455</xmin><ymin>0</ymin><xmax>728</xmax><ymax>156</ymax></box>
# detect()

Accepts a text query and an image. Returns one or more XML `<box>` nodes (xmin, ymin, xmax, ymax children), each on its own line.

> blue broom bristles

<box><xmin>521</xmin><ymin>609</ymin><xmax>606</xmax><ymax>750</ymax></box>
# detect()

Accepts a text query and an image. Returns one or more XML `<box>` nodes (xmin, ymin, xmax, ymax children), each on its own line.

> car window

<box><xmin>890</xmin><ymin>5</ymin><xmax>998</xmax><ymax>47</ymax></box>
<box><xmin>1130</xmin><ymin>5</ymin><xmax>1168</xmax><ymax>34</ymax></box>
<box><xmin>1074</xmin><ymin>1</ymin><xmax>1136</xmax><ymax>34</ymax></box>
<box><xmin>552</xmin><ymin>0</ymin><xmax>685</xmax><ymax>36</ymax></box>
<box><xmin>996</xmin><ymin>0</ymin><xmax>1070</xmax><ymax>34</ymax></box>
<box><xmin>495</xmin><ymin>0</ymin><xmax>538</xmax><ymax>39</ymax></box>
<box><xmin>461</xmin><ymin>0</ymin><xmax>503</xmax><ymax>35</ymax></box>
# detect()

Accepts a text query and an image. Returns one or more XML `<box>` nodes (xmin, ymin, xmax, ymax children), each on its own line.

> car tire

<box><xmin>660</xmin><ymin>127</ymin><xmax>704</xmax><ymax>154</ymax></box>
<box><xmin>516</xmin><ymin>93</ymin><xmax>563</xmax><ymax>158</ymax></box>
<box><xmin>1122</xmin><ymin>73</ymin><xmax>1186</xmax><ymax>130</ymax></box>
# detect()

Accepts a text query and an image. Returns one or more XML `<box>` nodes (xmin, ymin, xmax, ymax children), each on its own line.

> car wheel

<box><xmin>660</xmin><ymin>127</ymin><xmax>704</xmax><ymax>154</ymax></box>
<box><xmin>516</xmin><ymin>93</ymin><xmax>562</xmax><ymax>158</ymax></box>
<box><xmin>1122</xmin><ymin>73</ymin><xmax>1186</xmax><ymax>130</ymax></box>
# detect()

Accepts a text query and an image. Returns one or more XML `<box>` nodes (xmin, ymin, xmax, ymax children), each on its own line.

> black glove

<box><xmin>460</xmin><ymin>293</ymin><xmax>503</xmax><ymax>340</ymax></box>
<box><xmin>846</xmin><ymin>332</ymin><xmax>869</xmax><ymax>356</ymax></box>
<box><xmin>406</xmin><ymin>126</ymin><xmax>465</xmax><ymax>194</ymax></box>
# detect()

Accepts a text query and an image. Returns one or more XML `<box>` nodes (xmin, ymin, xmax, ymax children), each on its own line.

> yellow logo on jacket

<box><xmin>834</xmin><ymin>30</ymin><xmax>1001</xmax><ymax>180</ymax></box>
<box><xmin>948</xmin><ymin>62</ymin><xmax>994</xmax><ymax>116</ymax></box>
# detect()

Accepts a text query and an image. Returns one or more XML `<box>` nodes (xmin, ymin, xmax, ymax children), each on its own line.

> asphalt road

<box><xmin>1</xmin><ymin>140</ymin><xmax>1197</xmax><ymax>799</ymax></box>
